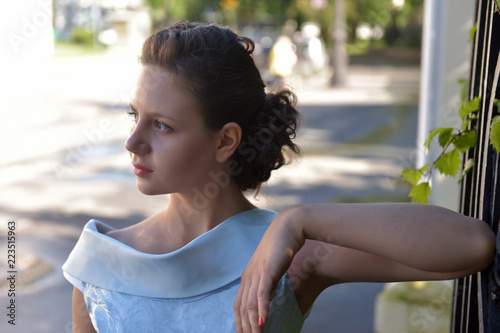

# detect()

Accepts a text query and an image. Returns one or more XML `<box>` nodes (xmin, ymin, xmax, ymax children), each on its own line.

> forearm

<box><xmin>287</xmin><ymin>203</ymin><xmax>495</xmax><ymax>274</ymax></box>
<box><xmin>73</xmin><ymin>288</ymin><xmax>96</xmax><ymax>333</ymax></box>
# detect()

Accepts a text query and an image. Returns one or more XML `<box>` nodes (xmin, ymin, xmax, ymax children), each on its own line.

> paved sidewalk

<box><xmin>0</xmin><ymin>49</ymin><xmax>420</xmax><ymax>332</ymax></box>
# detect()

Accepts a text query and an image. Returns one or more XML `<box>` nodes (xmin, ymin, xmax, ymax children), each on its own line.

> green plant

<box><xmin>70</xmin><ymin>27</ymin><xmax>95</xmax><ymax>45</ymax></box>
<box><xmin>400</xmin><ymin>19</ymin><xmax>500</xmax><ymax>204</ymax></box>
<box><xmin>400</xmin><ymin>95</ymin><xmax>500</xmax><ymax>204</ymax></box>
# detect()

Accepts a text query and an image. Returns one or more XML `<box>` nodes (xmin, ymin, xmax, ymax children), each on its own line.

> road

<box><xmin>0</xmin><ymin>49</ymin><xmax>420</xmax><ymax>332</ymax></box>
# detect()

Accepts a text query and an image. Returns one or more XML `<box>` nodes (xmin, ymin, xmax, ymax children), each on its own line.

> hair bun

<box><xmin>233</xmin><ymin>89</ymin><xmax>301</xmax><ymax>191</ymax></box>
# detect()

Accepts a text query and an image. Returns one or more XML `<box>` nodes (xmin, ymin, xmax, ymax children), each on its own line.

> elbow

<box><xmin>464</xmin><ymin>222</ymin><xmax>496</xmax><ymax>275</ymax></box>
<box><xmin>478</xmin><ymin>225</ymin><xmax>496</xmax><ymax>270</ymax></box>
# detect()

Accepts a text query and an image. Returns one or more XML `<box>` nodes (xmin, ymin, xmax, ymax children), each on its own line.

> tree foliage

<box><xmin>400</xmin><ymin>95</ymin><xmax>500</xmax><ymax>204</ymax></box>
<box><xmin>143</xmin><ymin>0</ymin><xmax>424</xmax><ymax>44</ymax></box>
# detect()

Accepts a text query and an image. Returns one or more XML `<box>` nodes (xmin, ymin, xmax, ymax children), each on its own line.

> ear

<box><xmin>215</xmin><ymin>122</ymin><xmax>242</xmax><ymax>163</ymax></box>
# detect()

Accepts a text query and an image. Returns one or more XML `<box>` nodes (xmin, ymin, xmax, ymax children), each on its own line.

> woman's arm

<box><xmin>233</xmin><ymin>203</ymin><xmax>495</xmax><ymax>333</ymax></box>
<box><xmin>72</xmin><ymin>287</ymin><xmax>96</xmax><ymax>333</ymax></box>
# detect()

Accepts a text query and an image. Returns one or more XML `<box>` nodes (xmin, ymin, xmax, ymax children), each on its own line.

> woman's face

<box><xmin>125</xmin><ymin>65</ymin><xmax>220</xmax><ymax>195</ymax></box>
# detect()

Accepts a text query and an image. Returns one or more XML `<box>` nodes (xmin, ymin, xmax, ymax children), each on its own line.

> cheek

<box><xmin>183</xmin><ymin>137</ymin><xmax>218</xmax><ymax>169</ymax></box>
<box><xmin>183</xmin><ymin>144</ymin><xmax>214</xmax><ymax>170</ymax></box>
<box><xmin>155</xmin><ymin>135</ymin><xmax>214</xmax><ymax>172</ymax></box>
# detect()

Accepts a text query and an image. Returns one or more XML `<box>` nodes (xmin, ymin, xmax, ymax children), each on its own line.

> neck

<box><xmin>161</xmin><ymin>181</ymin><xmax>256</xmax><ymax>240</ymax></box>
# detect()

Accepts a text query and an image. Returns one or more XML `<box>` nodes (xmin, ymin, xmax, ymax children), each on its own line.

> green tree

<box><xmin>144</xmin><ymin>0</ymin><xmax>215</xmax><ymax>28</ymax></box>
<box><xmin>142</xmin><ymin>0</ymin><xmax>423</xmax><ymax>46</ymax></box>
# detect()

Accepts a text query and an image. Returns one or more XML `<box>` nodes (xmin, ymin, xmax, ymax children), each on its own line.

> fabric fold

<box><xmin>62</xmin><ymin>208</ymin><xmax>277</xmax><ymax>298</ymax></box>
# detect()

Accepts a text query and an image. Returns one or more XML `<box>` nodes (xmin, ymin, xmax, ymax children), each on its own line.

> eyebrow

<box><xmin>128</xmin><ymin>103</ymin><xmax>178</xmax><ymax>123</ymax></box>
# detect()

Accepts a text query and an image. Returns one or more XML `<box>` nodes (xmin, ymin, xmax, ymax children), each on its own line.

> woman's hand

<box><xmin>233</xmin><ymin>207</ymin><xmax>305</xmax><ymax>333</ymax></box>
<box><xmin>233</xmin><ymin>202</ymin><xmax>495</xmax><ymax>333</ymax></box>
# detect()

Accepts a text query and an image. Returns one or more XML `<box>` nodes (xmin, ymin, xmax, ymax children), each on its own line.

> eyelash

<box><xmin>126</xmin><ymin>110</ymin><xmax>173</xmax><ymax>132</ymax></box>
<box><xmin>155</xmin><ymin>120</ymin><xmax>172</xmax><ymax>132</ymax></box>
<box><xmin>126</xmin><ymin>110</ymin><xmax>138</xmax><ymax>122</ymax></box>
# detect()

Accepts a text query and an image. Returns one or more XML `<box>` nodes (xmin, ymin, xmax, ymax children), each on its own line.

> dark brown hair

<box><xmin>140</xmin><ymin>21</ymin><xmax>300</xmax><ymax>191</ymax></box>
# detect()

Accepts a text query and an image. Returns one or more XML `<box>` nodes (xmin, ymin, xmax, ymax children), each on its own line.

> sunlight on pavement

<box><xmin>271</xmin><ymin>155</ymin><xmax>399</xmax><ymax>190</ymax></box>
<box><xmin>295</xmin><ymin>66</ymin><xmax>419</xmax><ymax>106</ymax></box>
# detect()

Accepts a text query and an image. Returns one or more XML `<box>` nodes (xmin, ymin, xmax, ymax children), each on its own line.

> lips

<box><xmin>132</xmin><ymin>162</ymin><xmax>153</xmax><ymax>176</ymax></box>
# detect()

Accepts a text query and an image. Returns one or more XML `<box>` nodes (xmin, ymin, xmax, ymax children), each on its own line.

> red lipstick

<box><xmin>132</xmin><ymin>162</ymin><xmax>153</xmax><ymax>176</ymax></box>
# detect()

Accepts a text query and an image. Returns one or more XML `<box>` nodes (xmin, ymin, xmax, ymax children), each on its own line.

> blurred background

<box><xmin>0</xmin><ymin>0</ymin><xmax>473</xmax><ymax>332</ymax></box>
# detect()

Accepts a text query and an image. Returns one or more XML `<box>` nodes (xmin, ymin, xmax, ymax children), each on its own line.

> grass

<box><xmin>54</xmin><ymin>41</ymin><xmax>108</xmax><ymax>57</ymax></box>
<box><xmin>346</xmin><ymin>38</ymin><xmax>386</xmax><ymax>56</ymax></box>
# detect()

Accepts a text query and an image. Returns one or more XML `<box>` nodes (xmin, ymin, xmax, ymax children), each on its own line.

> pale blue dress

<box><xmin>62</xmin><ymin>209</ymin><xmax>308</xmax><ymax>332</ymax></box>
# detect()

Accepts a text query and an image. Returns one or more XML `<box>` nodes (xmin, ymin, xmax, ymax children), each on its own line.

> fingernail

<box><xmin>259</xmin><ymin>316</ymin><xmax>264</xmax><ymax>326</ymax></box>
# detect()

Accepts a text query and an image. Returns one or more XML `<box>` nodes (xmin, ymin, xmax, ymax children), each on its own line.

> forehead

<box><xmin>136</xmin><ymin>65</ymin><xmax>172</xmax><ymax>92</ymax></box>
<box><xmin>132</xmin><ymin>65</ymin><xmax>199</xmax><ymax>116</ymax></box>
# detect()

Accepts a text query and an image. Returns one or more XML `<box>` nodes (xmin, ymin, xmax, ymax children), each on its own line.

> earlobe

<box><xmin>215</xmin><ymin>122</ymin><xmax>242</xmax><ymax>163</ymax></box>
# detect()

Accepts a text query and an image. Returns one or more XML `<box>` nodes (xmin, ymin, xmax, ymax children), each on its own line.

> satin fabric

<box><xmin>62</xmin><ymin>208</ymin><xmax>308</xmax><ymax>332</ymax></box>
<box><xmin>63</xmin><ymin>209</ymin><xmax>276</xmax><ymax>298</ymax></box>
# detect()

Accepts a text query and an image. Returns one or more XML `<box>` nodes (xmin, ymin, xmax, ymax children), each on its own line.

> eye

<box><xmin>126</xmin><ymin>110</ymin><xmax>138</xmax><ymax>123</ymax></box>
<box><xmin>155</xmin><ymin>120</ymin><xmax>173</xmax><ymax>132</ymax></box>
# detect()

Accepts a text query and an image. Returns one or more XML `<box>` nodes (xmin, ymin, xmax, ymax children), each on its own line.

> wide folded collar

<box><xmin>62</xmin><ymin>209</ymin><xmax>276</xmax><ymax>298</ymax></box>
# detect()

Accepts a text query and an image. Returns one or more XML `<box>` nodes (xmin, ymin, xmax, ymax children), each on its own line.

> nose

<box><xmin>125</xmin><ymin>122</ymin><xmax>151</xmax><ymax>155</ymax></box>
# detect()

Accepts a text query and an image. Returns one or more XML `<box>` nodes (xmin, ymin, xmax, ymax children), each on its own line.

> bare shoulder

<box><xmin>105</xmin><ymin>223</ymin><xmax>144</xmax><ymax>249</ymax></box>
<box><xmin>104</xmin><ymin>215</ymin><xmax>180</xmax><ymax>254</ymax></box>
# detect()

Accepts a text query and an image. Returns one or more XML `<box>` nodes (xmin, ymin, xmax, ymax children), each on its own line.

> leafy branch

<box><xmin>400</xmin><ymin>97</ymin><xmax>500</xmax><ymax>204</ymax></box>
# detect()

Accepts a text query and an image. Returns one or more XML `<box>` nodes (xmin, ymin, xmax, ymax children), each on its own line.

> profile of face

<box><xmin>133</xmin><ymin>23</ymin><xmax>300</xmax><ymax>193</ymax></box>
<box><xmin>125</xmin><ymin>65</ymin><xmax>222</xmax><ymax>196</ymax></box>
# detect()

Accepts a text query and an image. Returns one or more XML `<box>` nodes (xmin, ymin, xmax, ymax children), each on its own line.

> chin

<box><xmin>136</xmin><ymin>183</ymin><xmax>168</xmax><ymax>196</ymax></box>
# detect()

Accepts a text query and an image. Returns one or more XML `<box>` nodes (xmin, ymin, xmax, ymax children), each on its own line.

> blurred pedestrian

<box><xmin>268</xmin><ymin>35</ymin><xmax>297</xmax><ymax>90</ymax></box>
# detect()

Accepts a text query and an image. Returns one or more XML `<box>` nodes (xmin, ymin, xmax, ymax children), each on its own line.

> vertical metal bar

<box><xmin>478</xmin><ymin>0</ymin><xmax>495</xmax><ymax>223</ymax></box>
<box><xmin>452</xmin><ymin>279</ymin><xmax>463</xmax><ymax>332</ymax></box>
<box><xmin>469</xmin><ymin>0</ymin><xmax>483</xmax><ymax>99</ymax></box>
<box><xmin>454</xmin><ymin>1</ymin><xmax>500</xmax><ymax>332</ymax></box>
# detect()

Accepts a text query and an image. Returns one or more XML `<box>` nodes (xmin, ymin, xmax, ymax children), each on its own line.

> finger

<box><xmin>238</xmin><ymin>276</ymin><xmax>253</xmax><ymax>333</ymax></box>
<box><xmin>234</xmin><ymin>273</ymin><xmax>253</xmax><ymax>333</ymax></box>
<box><xmin>246</xmin><ymin>280</ymin><xmax>262</xmax><ymax>333</ymax></box>
<box><xmin>234</xmin><ymin>283</ymin><xmax>244</xmax><ymax>333</ymax></box>
<box><xmin>256</xmin><ymin>276</ymin><xmax>273</xmax><ymax>327</ymax></box>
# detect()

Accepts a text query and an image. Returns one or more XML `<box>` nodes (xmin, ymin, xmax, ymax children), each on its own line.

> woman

<box><xmin>63</xmin><ymin>22</ymin><xmax>495</xmax><ymax>333</ymax></box>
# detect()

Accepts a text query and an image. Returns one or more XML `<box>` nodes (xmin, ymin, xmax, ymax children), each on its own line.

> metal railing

<box><xmin>452</xmin><ymin>0</ymin><xmax>500</xmax><ymax>332</ymax></box>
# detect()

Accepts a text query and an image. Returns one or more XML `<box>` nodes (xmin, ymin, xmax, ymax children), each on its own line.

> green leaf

<box><xmin>459</xmin><ymin>158</ymin><xmax>474</xmax><ymax>183</ymax></box>
<box><xmin>409</xmin><ymin>182</ymin><xmax>431</xmax><ymax>204</ymax></box>
<box><xmin>435</xmin><ymin>149</ymin><xmax>461</xmax><ymax>177</ymax></box>
<box><xmin>401</xmin><ymin>168</ymin><xmax>423</xmax><ymax>186</ymax></box>
<box><xmin>400</xmin><ymin>168</ymin><xmax>421</xmax><ymax>186</ymax></box>
<box><xmin>454</xmin><ymin>130</ymin><xmax>476</xmax><ymax>152</ymax></box>
<box><xmin>469</xmin><ymin>24</ymin><xmax>477</xmax><ymax>41</ymax></box>
<box><xmin>459</xmin><ymin>97</ymin><xmax>480</xmax><ymax>119</ymax></box>
<box><xmin>462</xmin><ymin>114</ymin><xmax>477</xmax><ymax>131</ymax></box>
<box><xmin>490</xmin><ymin>115</ymin><xmax>500</xmax><ymax>153</ymax></box>
<box><xmin>425</xmin><ymin>128</ymin><xmax>449</xmax><ymax>151</ymax></box>
<box><xmin>419</xmin><ymin>163</ymin><xmax>430</xmax><ymax>173</ymax></box>
<box><xmin>438</xmin><ymin>128</ymin><xmax>454</xmax><ymax>147</ymax></box>
<box><xmin>458</xmin><ymin>79</ymin><xmax>468</xmax><ymax>102</ymax></box>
